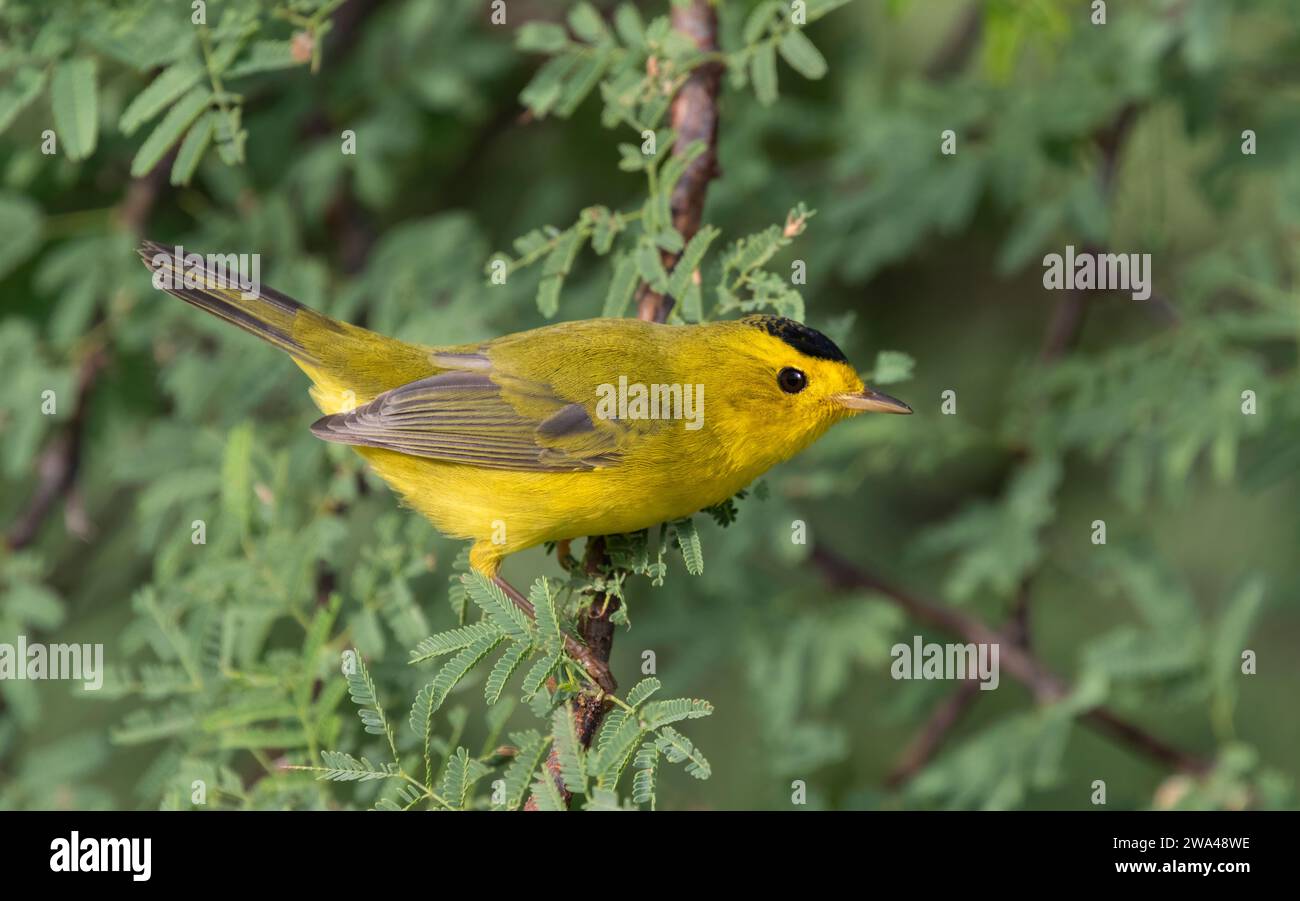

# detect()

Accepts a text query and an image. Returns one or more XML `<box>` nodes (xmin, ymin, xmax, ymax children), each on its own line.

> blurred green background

<box><xmin>1</xmin><ymin>0</ymin><xmax>1297</xmax><ymax>810</ymax></box>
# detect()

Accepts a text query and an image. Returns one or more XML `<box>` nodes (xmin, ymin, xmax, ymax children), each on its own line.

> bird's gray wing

<box><xmin>309</xmin><ymin>365</ymin><xmax>624</xmax><ymax>472</ymax></box>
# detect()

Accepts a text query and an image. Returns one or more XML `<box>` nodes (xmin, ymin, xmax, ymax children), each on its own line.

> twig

<box><xmin>886</xmin><ymin>581</ymin><xmax>1033</xmax><ymax>786</ymax></box>
<box><xmin>492</xmin><ymin>575</ymin><xmax>615</xmax><ymax>693</ymax></box>
<box><xmin>636</xmin><ymin>0</ymin><xmax>722</xmax><ymax>324</ymax></box>
<box><xmin>811</xmin><ymin>545</ymin><xmax>1212</xmax><ymax>776</ymax></box>
<box><xmin>1039</xmin><ymin>103</ymin><xmax>1138</xmax><ymax>362</ymax></box>
<box><xmin>322</xmin><ymin>0</ymin><xmax>385</xmax><ymax>61</ymax></box>
<box><xmin>924</xmin><ymin>3</ymin><xmax>982</xmax><ymax>81</ymax></box>
<box><xmin>4</xmin><ymin>349</ymin><xmax>107</xmax><ymax>550</ymax></box>
<box><xmin>573</xmin><ymin>536</ymin><xmax>619</xmax><ymax>741</ymax></box>
<box><xmin>886</xmin><ymin>678</ymin><xmax>983</xmax><ymax>788</ymax></box>
<box><xmin>885</xmin><ymin>97</ymin><xmax>1176</xmax><ymax>783</ymax></box>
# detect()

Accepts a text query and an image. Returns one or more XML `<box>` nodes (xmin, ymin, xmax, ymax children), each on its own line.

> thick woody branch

<box><xmin>637</xmin><ymin>0</ymin><xmax>722</xmax><ymax>324</ymax></box>
<box><xmin>528</xmin><ymin>0</ymin><xmax>726</xmax><ymax>810</ymax></box>
<box><xmin>521</xmin><ymin>537</ymin><xmax>619</xmax><ymax>810</ymax></box>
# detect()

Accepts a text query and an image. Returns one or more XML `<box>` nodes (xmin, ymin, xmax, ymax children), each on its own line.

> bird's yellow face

<box><xmin>700</xmin><ymin>315</ymin><xmax>911</xmax><ymax>469</ymax></box>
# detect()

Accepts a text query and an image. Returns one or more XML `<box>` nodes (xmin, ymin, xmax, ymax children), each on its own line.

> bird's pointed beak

<box><xmin>834</xmin><ymin>388</ymin><xmax>913</xmax><ymax>415</ymax></box>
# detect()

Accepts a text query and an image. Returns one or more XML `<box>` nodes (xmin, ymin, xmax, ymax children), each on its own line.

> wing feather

<box><xmin>309</xmin><ymin>366</ymin><xmax>623</xmax><ymax>471</ymax></box>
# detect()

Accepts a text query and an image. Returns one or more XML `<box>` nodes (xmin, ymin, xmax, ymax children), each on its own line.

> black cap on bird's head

<box><xmin>740</xmin><ymin>314</ymin><xmax>912</xmax><ymax>415</ymax></box>
<box><xmin>743</xmin><ymin>314</ymin><xmax>850</xmax><ymax>363</ymax></box>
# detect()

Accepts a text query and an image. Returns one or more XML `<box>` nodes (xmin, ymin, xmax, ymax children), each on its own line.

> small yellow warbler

<box><xmin>139</xmin><ymin>241</ymin><xmax>909</xmax><ymax>578</ymax></box>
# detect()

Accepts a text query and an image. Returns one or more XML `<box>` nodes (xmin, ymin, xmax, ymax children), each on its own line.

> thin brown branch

<box><xmin>323</xmin><ymin>0</ymin><xmax>387</xmax><ymax>61</ymax></box>
<box><xmin>574</xmin><ymin>536</ymin><xmax>619</xmax><ymax>733</ymax></box>
<box><xmin>886</xmin><ymin>581</ymin><xmax>1034</xmax><ymax>786</ymax></box>
<box><xmin>636</xmin><ymin>0</ymin><xmax>722</xmax><ymax>323</ymax></box>
<box><xmin>4</xmin><ymin>348</ymin><xmax>107</xmax><ymax>550</ymax></box>
<box><xmin>886</xmin><ymin>678</ymin><xmax>983</xmax><ymax>788</ymax></box>
<box><xmin>811</xmin><ymin>545</ymin><xmax>1212</xmax><ymax>776</ymax></box>
<box><xmin>1039</xmin><ymin>104</ymin><xmax>1138</xmax><ymax>362</ymax></box>
<box><xmin>491</xmin><ymin>574</ymin><xmax>615</xmax><ymax>694</ymax></box>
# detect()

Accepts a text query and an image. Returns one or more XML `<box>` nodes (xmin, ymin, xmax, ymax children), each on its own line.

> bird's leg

<box><xmin>555</xmin><ymin>538</ymin><xmax>578</xmax><ymax>573</ymax></box>
<box><xmin>492</xmin><ymin>574</ymin><xmax>616</xmax><ymax>694</ymax></box>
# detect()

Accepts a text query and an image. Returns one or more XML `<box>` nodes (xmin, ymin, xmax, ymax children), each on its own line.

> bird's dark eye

<box><xmin>777</xmin><ymin>367</ymin><xmax>807</xmax><ymax>394</ymax></box>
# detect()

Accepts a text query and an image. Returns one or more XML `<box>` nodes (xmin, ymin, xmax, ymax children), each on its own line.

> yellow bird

<box><xmin>139</xmin><ymin>240</ymin><xmax>910</xmax><ymax>580</ymax></box>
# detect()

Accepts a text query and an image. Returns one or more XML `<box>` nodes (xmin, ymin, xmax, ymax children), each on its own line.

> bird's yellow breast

<box><xmin>357</xmin><ymin>441</ymin><xmax>760</xmax><ymax>575</ymax></box>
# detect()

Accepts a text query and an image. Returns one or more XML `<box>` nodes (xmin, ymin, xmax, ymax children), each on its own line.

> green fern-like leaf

<box><xmin>119</xmin><ymin>60</ymin><xmax>202</xmax><ymax>136</ymax></box>
<box><xmin>552</xmin><ymin>705</ymin><xmax>588</xmax><ymax>795</ymax></box>
<box><xmin>463</xmin><ymin>572</ymin><xmax>533</xmax><ymax>643</ymax></box>
<box><xmin>595</xmin><ymin>705</ymin><xmax>629</xmax><ymax>759</ymax></box>
<box><xmin>410</xmin><ymin>621</ymin><xmax>503</xmax><ymax>664</ymax></box>
<box><xmin>530</xmin><ymin>576</ymin><xmax>563</xmax><ymax>651</ymax></box>
<box><xmin>409</xmin><ymin>633</ymin><xmax>503</xmax><ymax>748</ymax></box>
<box><xmin>199</xmin><ymin>697</ymin><xmax>296</xmax><ymax>732</ymax></box>
<box><xmin>485</xmin><ymin>641</ymin><xmax>532</xmax><ymax>705</ymax></box>
<box><xmin>624</xmin><ymin>677</ymin><xmax>662</xmax><ymax>708</ymax></box>
<box><xmin>51</xmin><ymin>58</ymin><xmax>98</xmax><ymax>161</ymax></box>
<box><xmin>671</xmin><ymin>518</ymin><xmax>704</xmax><ymax>575</ymax></box>
<box><xmin>656</xmin><ymin>725</ymin><xmax>711</xmax><ymax>779</ymax></box>
<box><xmin>666</xmin><ymin>224</ymin><xmax>720</xmax><ymax>306</ymax></box>
<box><xmin>641</xmin><ymin>697</ymin><xmax>713</xmax><ymax>729</ymax></box>
<box><xmin>301</xmin><ymin>750</ymin><xmax>400</xmax><ymax>782</ymax></box>
<box><xmin>536</xmin><ymin>228</ymin><xmax>587</xmax><ymax>317</ymax></box>
<box><xmin>395</xmin><ymin>783</ymin><xmax>425</xmax><ymax>810</ymax></box>
<box><xmin>632</xmin><ymin>741</ymin><xmax>659</xmax><ymax>807</ymax></box>
<box><xmin>591</xmin><ymin>715</ymin><xmax>644</xmax><ymax>788</ymax></box>
<box><xmin>520</xmin><ymin>650</ymin><xmax>561</xmax><ymax>700</ymax></box>
<box><xmin>528</xmin><ymin>771</ymin><xmax>567</xmax><ymax>811</ymax></box>
<box><xmin>448</xmin><ymin>546</ymin><xmax>472</xmax><ymax>623</ymax></box>
<box><xmin>593</xmin><ymin>677</ymin><xmax>661</xmax><ymax>763</ymax></box>
<box><xmin>110</xmin><ymin>702</ymin><xmax>197</xmax><ymax>745</ymax></box>
<box><xmin>582</xmin><ymin>787</ymin><xmax>634</xmax><ymax>811</ymax></box>
<box><xmin>345</xmin><ymin>651</ymin><xmax>391</xmax><ymax>741</ymax></box>
<box><xmin>439</xmin><ymin>746</ymin><xmax>490</xmax><ymax>810</ymax></box>
<box><xmin>594</xmin><ymin>706</ymin><xmax>628</xmax><ymax>758</ymax></box>
<box><xmin>655</xmin><ymin>141</ymin><xmax>707</xmax><ymax>232</ymax></box>
<box><xmin>501</xmin><ymin>730</ymin><xmax>549</xmax><ymax>810</ymax></box>
<box><xmin>296</xmin><ymin>594</ymin><xmax>341</xmax><ymax>707</ymax></box>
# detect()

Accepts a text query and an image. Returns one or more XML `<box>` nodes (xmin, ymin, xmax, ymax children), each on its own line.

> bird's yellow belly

<box><xmin>357</xmin><ymin>447</ymin><xmax>750</xmax><ymax>571</ymax></box>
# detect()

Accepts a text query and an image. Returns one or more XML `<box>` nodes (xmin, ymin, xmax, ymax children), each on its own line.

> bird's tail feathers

<box><xmin>137</xmin><ymin>239</ymin><xmax>343</xmax><ymax>366</ymax></box>
<box><xmin>139</xmin><ymin>239</ymin><xmax>451</xmax><ymax>411</ymax></box>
